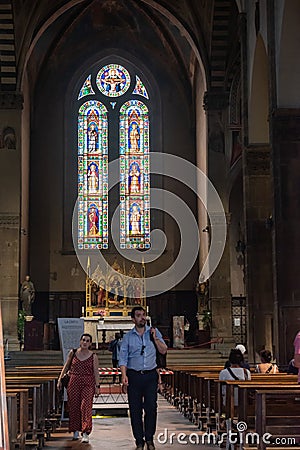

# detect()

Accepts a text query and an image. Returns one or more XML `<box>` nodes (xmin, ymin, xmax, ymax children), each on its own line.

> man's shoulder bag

<box><xmin>150</xmin><ymin>329</ymin><xmax>167</xmax><ymax>369</ymax></box>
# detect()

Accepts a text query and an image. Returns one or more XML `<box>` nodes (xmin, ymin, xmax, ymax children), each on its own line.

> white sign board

<box><xmin>57</xmin><ymin>318</ymin><xmax>84</xmax><ymax>363</ymax></box>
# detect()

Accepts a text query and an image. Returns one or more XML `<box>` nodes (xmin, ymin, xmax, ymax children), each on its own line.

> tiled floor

<box><xmin>45</xmin><ymin>396</ymin><xmax>216</xmax><ymax>449</ymax></box>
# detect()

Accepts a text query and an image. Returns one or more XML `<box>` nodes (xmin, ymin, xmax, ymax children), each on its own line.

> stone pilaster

<box><xmin>271</xmin><ymin>109</ymin><xmax>300</xmax><ymax>364</ymax></box>
<box><xmin>243</xmin><ymin>145</ymin><xmax>272</xmax><ymax>362</ymax></box>
<box><xmin>204</xmin><ymin>91</ymin><xmax>233</xmax><ymax>349</ymax></box>
<box><xmin>0</xmin><ymin>91</ymin><xmax>23</xmax><ymax>350</ymax></box>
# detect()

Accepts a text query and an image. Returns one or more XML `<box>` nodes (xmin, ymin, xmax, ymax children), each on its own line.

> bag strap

<box><xmin>226</xmin><ymin>367</ymin><xmax>240</xmax><ymax>381</ymax></box>
<box><xmin>266</xmin><ymin>364</ymin><xmax>273</xmax><ymax>374</ymax></box>
<box><xmin>66</xmin><ymin>348</ymin><xmax>77</xmax><ymax>371</ymax></box>
<box><xmin>150</xmin><ymin>328</ymin><xmax>162</xmax><ymax>353</ymax></box>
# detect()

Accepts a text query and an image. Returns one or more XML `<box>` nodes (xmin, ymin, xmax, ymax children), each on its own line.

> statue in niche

<box><xmin>20</xmin><ymin>275</ymin><xmax>35</xmax><ymax>316</ymax></box>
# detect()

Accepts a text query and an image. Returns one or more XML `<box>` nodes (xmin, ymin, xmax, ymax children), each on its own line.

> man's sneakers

<box><xmin>82</xmin><ymin>432</ymin><xmax>89</xmax><ymax>443</ymax></box>
<box><xmin>146</xmin><ymin>441</ymin><xmax>155</xmax><ymax>450</ymax></box>
<box><xmin>72</xmin><ymin>431</ymin><xmax>79</xmax><ymax>440</ymax></box>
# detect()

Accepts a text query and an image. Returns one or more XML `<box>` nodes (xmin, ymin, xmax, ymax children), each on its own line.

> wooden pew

<box><xmin>175</xmin><ymin>371</ymin><xmax>298</xmax><ymax>434</ymax></box>
<box><xmin>215</xmin><ymin>374</ymin><xmax>298</xmax><ymax>425</ymax></box>
<box><xmin>214</xmin><ymin>379</ymin><xmax>300</xmax><ymax>446</ymax></box>
<box><xmin>168</xmin><ymin>366</ymin><xmax>222</xmax><ymax>409</ymax></box>
<box><xmin>6</xmin><ymin>375</ymin><xmax>59</xmax><ymax>448</ymax></box>
<box><xmin>256</xmin><ymin>389</ymin><xmax>300</xmax><ymax>450</ymax></box>
<box><xmin>6</xmin><ymin>388</ymin><xmax>29</xmax><ymax>449</ymax></box>
<box><xmin>6</xmin><ymin>392</ymin><xmax>19</xmax><ymax>449</ymax></box>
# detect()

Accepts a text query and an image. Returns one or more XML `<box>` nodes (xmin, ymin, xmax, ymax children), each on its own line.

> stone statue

<box><xmin>20</xmin><ymin>275</ymin><xmax>35</xmax><ymax>316</ymax></box>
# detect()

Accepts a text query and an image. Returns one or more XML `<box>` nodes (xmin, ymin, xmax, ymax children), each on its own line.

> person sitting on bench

<box><xmin>255</xmin><ymin>349</ymin><xmax>279</xmax><ymax>374</ymax></box>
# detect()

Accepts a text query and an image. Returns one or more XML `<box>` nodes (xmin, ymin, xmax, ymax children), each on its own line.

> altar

<box><xmin>83</xmin><ymin>259</ymin><xmax>146</xmax><ymax>345</ymax></box>
<box><xmin>83</xmin><ymin>316</ymin><xmax>134</xmax><ymax>348</ymax></box>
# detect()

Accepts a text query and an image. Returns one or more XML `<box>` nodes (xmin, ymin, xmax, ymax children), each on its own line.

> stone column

<box><xmin>271</xmin><ymin>109</ymin><xmax>300</xmax><ymax>364</ymax></box>
<box><xmin>0</xmin><ymin>92</ymin><xmax>23</xmax><ymax>350</ymax></box>
<box><xmin>209</xmin><ymin>213</ymin><xmax>233</xmax><ymax>345</ymax></box>
<box><xmin>243</xmin><ymin>145</ymin><xmax>272</xmax><ymax>362</ymax></box>
<box><xmin>204</xmin><ymin>92</ymin><xmax>234</xmax><ymax>348</ymax></box>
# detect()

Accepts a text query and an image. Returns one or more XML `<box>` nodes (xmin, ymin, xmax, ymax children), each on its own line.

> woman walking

<box><xmin>58</xmin><ymin>333</ymin><xmax>100</xmax><ymax>443</ymax></box>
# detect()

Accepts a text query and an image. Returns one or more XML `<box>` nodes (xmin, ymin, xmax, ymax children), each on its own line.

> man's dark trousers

<box><xmin>127</xmin><ymin>369</ymin><xmax>158</xmax><ymax>446</ymax></box>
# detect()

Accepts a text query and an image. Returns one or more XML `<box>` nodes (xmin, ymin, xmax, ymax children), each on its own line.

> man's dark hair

<box><xmin>131</xmin><ymin>306</ymin><xmax>145</xmax><ymax>318</ymax></box>
<box><xmin>228</xmin><ymin>348</ymin><xmax>244</xmax><ymax>366</ymax></box>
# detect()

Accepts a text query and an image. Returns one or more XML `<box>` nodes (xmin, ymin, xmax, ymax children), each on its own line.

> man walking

<box><xmin>119</xmin><ymin>306</ymin><xmax>167</xmax><ymax>450</ymax></box>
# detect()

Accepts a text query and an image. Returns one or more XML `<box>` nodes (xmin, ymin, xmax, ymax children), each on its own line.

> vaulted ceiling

<box><xmin>1</xmin><ymin>0</ymin><xmax>240</xmax><ymax>96</ymax></box>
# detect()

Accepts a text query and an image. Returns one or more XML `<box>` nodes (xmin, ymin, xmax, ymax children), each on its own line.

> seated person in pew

<box><xmin>224</xmin><ymin>344</ymin><xmax>250</xmax><ymax>370</ymax></box>
<box><xmin>219</xmin><ymin>348</ymin><xmax>251</xmax><ymax>406</ymax></box>
<box><xmin>293</xmin><ymin>330</ymin><xmax>300</xmax><ymax>383</ymax></box>
<box><xmin>287</xmin><ymin>358</ymin><xmax>299</xmax><ymax>375</ymax></box>
<box><xmin>255</xmin><ymin>349</ymin><xmax>279</xmax><ymax>374</ymax></box>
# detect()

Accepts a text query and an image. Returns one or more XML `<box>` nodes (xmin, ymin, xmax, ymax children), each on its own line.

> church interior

<box><xmin>0</xmin><ymin>0</ymin><xmax>300</xmax><ymax>367</ymax></box>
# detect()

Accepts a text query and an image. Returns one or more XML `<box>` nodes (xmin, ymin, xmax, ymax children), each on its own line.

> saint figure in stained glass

<box><xmin>87</xmin><ymin>124</ymin><xmax>98</xmax><ymax>152</ymax></box>
<box><xmin>87</xmin><ymin>162</ymin><xmax>99</xmax><ymax>193</ymax></box>
<box><xmin>129</xmin><ymin>123</ymin><xmax>140</xmax><ymax>151</ymax></box>
<box><xmin>129</xmin><ymin>162</ymin><xmax>141</xmax><ymax>193</ymax></box>
<box><xmin>78</xmin><ymin>100</ymin><xmax>108</xmax><ymax>249</ymax></box>
<box><xmin>130</xmin><ymin>203</ymin><xmax>142</xmax><ymax>235</ymax></box>
<box><xmin>88</xmin><ymin>204</ymin><xmax>99</xmax><ymax>236</ymax></box>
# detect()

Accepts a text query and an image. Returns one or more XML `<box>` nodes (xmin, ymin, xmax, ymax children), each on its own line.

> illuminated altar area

<box><xmin>83</xmin><ymin>259</ymin><xmax>146</xmax><ymax>346</ymax></box>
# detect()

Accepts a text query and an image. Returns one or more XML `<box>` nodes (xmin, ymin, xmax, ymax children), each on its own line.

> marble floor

<box><xmin>44</xmin><ymin>396</ymin><xmax>217</xmax><ymax>449</ymax></box>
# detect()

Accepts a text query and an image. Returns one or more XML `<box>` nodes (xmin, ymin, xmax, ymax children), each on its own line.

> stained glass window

<box><xmin>132</xmin><ymin>75</ymin><xmax>149</xmax><ymax>99</ymax></box>
<box><xmin>78</xmin><ymin>100</ymin><xmax>108</xmax><ymax>249</ymax></box>
<box><xmin>119</xmin><ymin>100</ymin><xmax>150</xmax><ymax>249</ymax></box>
<box><xmin>78</xmin><ymin>75</ymin><xmax>95</xmax><ymax>100</ymax></box>
<box><xmin>77</xmin><ymin>65</ymin><xmax>150</xmax><ymax>250</ymax></box>
<box><xmin>96</xmin><ymin>64</ymin><xmax>130</xmax><ymax>97</ymax></box>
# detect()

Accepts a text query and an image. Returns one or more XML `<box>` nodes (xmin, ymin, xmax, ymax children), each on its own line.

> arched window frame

<box><xmin>77</xmin><ymin>63</ymin><xmax>150</xmax><ymax>250</ymax></box>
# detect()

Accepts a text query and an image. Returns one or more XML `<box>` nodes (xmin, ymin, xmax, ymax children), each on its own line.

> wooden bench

<box><xmin>6</xmin><ymin>374</ymin><xmax>60</xmax><ymax>448</ymax></box>
<box><xmin>215</xmin><ymin>374</ymin><xmax>298</xmax><ymax>425</ymax></box>
<box><xmin>256</xmin><ymin>389</ymin><xmax>300</xmax><ymax>449</ymax></box>
<box><xmin>6</xmin><ymin>387</ymin><xmax>29</xmax><ymax>449</ymax></box>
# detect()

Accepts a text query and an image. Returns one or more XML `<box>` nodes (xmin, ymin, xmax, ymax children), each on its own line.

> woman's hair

<box><xmin>259</xmin><ymin>349</ymin><xmax>272</xmax><ymax>363</ymax></box>
<box><xmin>228</xmin><ymin>348</ymin><xmax>244</xmax><ymax>366</ymax></box>
<box><xmin>80</xmin><ymin>333</ymin><xmax>93</xmax><ymax>349</ymax></box>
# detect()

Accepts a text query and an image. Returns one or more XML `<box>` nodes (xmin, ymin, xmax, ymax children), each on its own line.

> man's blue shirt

<box><xmin>119</xmin><ymin>325</ymin><xmax>165</xmax><ymax>371</ymax></box>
